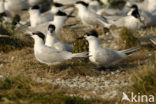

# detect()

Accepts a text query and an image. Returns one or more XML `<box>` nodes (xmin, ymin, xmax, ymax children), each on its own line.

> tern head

<box><xmin>29</xmin><ymin>5</ymin><xmax>40</xmax><ymax>15</ymax></box>
<box><xmin>53</xmin><ymin>3</ymin><xmax>64</xmax><ymax>7</ymax></box>
<box><xmin>75</xmin><ymin>1</ymin><xmax>89</xmax><ymax>9</ymax></box>
<box><xmin>48</xmin><ymin>24</ymin><xmax>56</xmax><ymax>34</ymax></box>
<box><xmin>55</xmin><ymin>10</ymin><xmax>67</xmax><ymax>17</ymax></box>
<box><xmin>31</xmin><ymin>31</ymin><xmax>45</xmax><ymax>42</ymax></box>
<box><xmin>0</xmin><ymin>12</ymin><xmax>7</xmax><ymax>18</ymax></box>
<box><xmin>78</xmin><ymin>30</ymin><xmax>98</xmax><ymax>41</ymax></box>
<box><xmin>51</xmin><ymin>3</ymin><xmax>64</xmax><ymax>13</ymax></box>
<box><xmin>130</xmin><ymin>4</ymin><xmax>140</xmax><ymax>18</ymax></box>
<box><xmin>31</xmin><ymin>5</ymin><xmax>40</xmax><ymax>10</ymax></box>
<box><xmin>55</xmin><ymin>10</ymin><xmax>74</xmax><ymax>18</ymax></box>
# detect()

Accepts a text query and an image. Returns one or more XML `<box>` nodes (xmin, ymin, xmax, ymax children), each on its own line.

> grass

<box><xmin>118</xmin><ymin>27</ymin><xmax>140</xmax><ymax>49</ymax></box>
<box><xmin>73</xmin><ymin>39</ymin><xmax>89</xmax><ymax>53</ymax></box>
<box><xmin>0</xmin><ymin>36</ymin><xmax>33</xmax><ymax>53</ymax></box>
<box><xmin>0</xmin><ymin>11</ymin><xmax>156</xmax><ymax>104</ymax></box>
<box><xmin>0</xmin><ymin>76</ymin><xmax>98</xmax><ymax>104</ymax></box>
<box><xmin>130</xmin><ymin>54</ymin><xmax>156</xmax><ymax>96</ymax></box>
<box><xmin>0</xmin><ymin>22</ymin><xmax>15</xmax><ymax>36</ymax></box>
<box><xmin>108</xmin><ymin>0</ymin><xmax>126</xmax><ymax>9</ymax></box>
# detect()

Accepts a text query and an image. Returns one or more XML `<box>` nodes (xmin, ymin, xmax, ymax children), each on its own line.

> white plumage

<box><xmin>31</xmin><ymin>31</ymin><xmax>87</xmax><ymax>65</ymax></box>
<box><xmin>84</xmin><ymin>30</ymin><xmax>140</xmax><ymax>67</ymax></box>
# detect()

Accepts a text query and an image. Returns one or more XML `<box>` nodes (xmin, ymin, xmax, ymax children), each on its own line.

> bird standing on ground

<box><xmin>29</xmin><ymin>5</ymin><xmax>53</xmax><ymax>27</ymax></box>
<box><xmin>4</xmin><ymin>0</ymin><xmax>29</xmax><ymax>18</ymax></box>
<box><xmin>31</xmin><ymin>31</ymin><xmax>88</xmax><ymax>65</ymax></box>
<box><xmin>45</xmin><ymin>24</ymin><xmax>73</xmax><ymax>51</ymax></box>
<box><xmin>107</xmin><ymin>5</ymin><xmax>144</xmax><ymax>30</ymax></box>
<box><xmin>150</xmin><ymin>38</ymin><xmax>156</xmax><ymax>45</ymax></box>
<box><xmin>25</xmin><ymin>10</ymin><xmax>73</xmax><ymax>35</ymax></box>
<box><xmin>82</xmin><ymin>30</ymin><xmax>140</xmax><ymax>67</ymax></box>
<box><xmin>75</xmin><ymin>1</ymin><xmax>111</xmax><ymax>28</ymax></box>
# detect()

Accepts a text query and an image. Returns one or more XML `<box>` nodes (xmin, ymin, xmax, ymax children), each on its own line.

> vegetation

<box><xmin>118</xmin><ymin>27</ymin><xmax>140</xmax><ymax>49</ymax></box>
<box><xmin>131</xmin><ymin>54</ymin><xmax>156</xmax><ymax>95</ymax></box>
<box><xmin>0</xmin><ymin>22</ymin><xmax>15</xmax><ymax>36</ymax></box>
<box><xmin>0</xmin><ymin>76</ymin><xmax>97</xmax><ymax>104</ymax></box>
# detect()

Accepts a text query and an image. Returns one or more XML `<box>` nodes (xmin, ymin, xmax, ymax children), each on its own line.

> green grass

<box><xmin>108</xmin><ymin>0</ymin><xmax>126</xmax><ymax>9</ymax></box>
<box><xmin>131</xmin><ymin>54</ymin><xmax>156</xmax><ymax>95</ymax></box>
<box><xmin>0</xmin><ymin>76</ymin><xmax>99</xmax><ymax>104</ymax></box>
<box><xmin>118</xmin><ymin>27</ymin><xmax>140</xmax><ymax>49</ymax></box>
<box><xmin>0</xmin><ymin>22</ymin><xmax>15</xmax><ymax>36</ymax></box>
<box><xmin>0</xmin><ymin>36</ymin><xmax>33</xmax><ymax>53</ymax></box>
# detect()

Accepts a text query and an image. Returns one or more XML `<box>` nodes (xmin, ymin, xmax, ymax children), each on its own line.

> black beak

<box><xmin>0</xmin><ymin>12</ymin><xmax>7</xmax><ymax>17</ymax></box>
<box><xmin>25</xmin><ymin>33</ymin><xmax>31</xmax><ymax>37</ymax></box>
<box><xmin>49</xmin><ymin>28</ymin><xmax>55</xmax><ymax>33</ymax></box>
<box><xmin>67</xmin><ymin>15</ymin><xmax>75</xmax><ymax>18</ymax></box>
<box><xmin>22</xmin><ymin>8</ymin><xmax>29</xmax><ymax>11</ymax></box>
<box><xmin>77</xmin><ymin>36</ymin><xmax>85</xmax><ymax>40</ymax></box>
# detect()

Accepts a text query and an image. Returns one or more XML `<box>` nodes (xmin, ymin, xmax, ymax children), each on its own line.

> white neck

<box><xmin>29</xmin><ymin>10</ymin><xmax>40</xmax><ymax>27</ymax></box>
<box><xmin>53</xmin><ymin>16</ymin><xmax>66</xmax><ymax>34</ymax></box>
<box><xmin>45</xmin><ymin>31</ymin><xmax>57</xmax><ymax>47</ymax></box>
<box><xmin>88</xmin><ymin>37</ymin><xmax>101</xmax><ymax>54</ymax></box>
<box><xmin>77</xmin><ymin>6</ymin><xmax>88</xmax><ymax>17</ymax></box>
<box><xmin>34</xmin><ymin>37</ymin><xmax>44</xmax><ymax>51</ymax></box>
<box><xmin>0</xmin><ymin>1</ymin><xmax>5</xmax><ymax>13</ymax></box>
<box><xmin>51</xmin><ymin>6</ymin><xmax>62</xmax><ymax>14</ymax></box>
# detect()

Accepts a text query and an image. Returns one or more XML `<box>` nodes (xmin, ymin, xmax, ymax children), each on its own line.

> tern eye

<box><xmin>86</xmin><ymin>33</ymin><xmax>90</xmax><ymax>36</ymax></box>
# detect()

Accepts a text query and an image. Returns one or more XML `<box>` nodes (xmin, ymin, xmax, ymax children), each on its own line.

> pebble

<box><xmin>35</xmin><ymin>73</ymin><xmax>129</xmax><ymax>99</ymax></box>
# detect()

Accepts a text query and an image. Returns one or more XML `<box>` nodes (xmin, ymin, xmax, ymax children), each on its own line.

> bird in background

<box><xmin>29</xmin><ymin>5</ymin><xmax>53</xmax><ymax>27</ymax></box>
<box><xmin>150</xmin><ymin>38</ymin><xmax>156</xmax><ymax>45</ymax></box>
<box><xmin>80</xmin><ymin>30</ymin><xmax>140</xmax><ymax>67</ymax></box>
<box><xmin>4</xmin><ymin>0</ymin><xmax>29</xmax><ymax>18</ymax></box>
<box><xmin>24</xmin><ymin>10</ymin><xmax>74</xmax><ymax>36</ymax></box>
<box><xmin>74</xmin><ymin>1</ymin><xmax>111</xmax><ymax>28</ymax></box>
<box><xmin>45</xmin><ymin>24</ymin><xmax>73</xmax><ymax>52</ymax></box>
<box><xmin>42</xmin><ymin>2</ymin><xmax>64</xmax><ymax>17</ymax></box>
<box><xmin>127</xmin><ymin>0</ymin><xmax>156</xmax><ymax>13</ymax></box>
<box><xmin>107</xmin><ymin>4</ymin><xmax>144</xmax><ymax>30</ymax></box>
<box><xmin>30</xmin><ymin>31</ymin><xmax>88</xmax><ymax>66</ymax></box>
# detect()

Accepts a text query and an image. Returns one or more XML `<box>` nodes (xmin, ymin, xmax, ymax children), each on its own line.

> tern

<box><xmin>31</xmin><ymin>31</ymin><xmax>88</xmax><ymax>65</ymax></box>
<box><xmin>81</xmin><ymin>30</ymin><xmax>140</xmax><ymax>67</ymax></box>
<box><xmin>45</xmin><ymin>24</ymin><xmax>73</xmax><ymax>51</ymax></box>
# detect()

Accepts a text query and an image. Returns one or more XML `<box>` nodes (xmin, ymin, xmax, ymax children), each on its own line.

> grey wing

<box><xmin>55</xmin><ymin>41</ymin><xmax>73</xmax><ymax>52</ymax></box>
<box><xmin>37</xmin><ymin>47</ymin><xmax>71</xmax><ymax>64</ymax></box>
<box><xmin>84</xmin><ymin>12</ymin><xmax>107</xmax><ymax>26</ymax></box>
<box><xmin>41</xmin><ymin>11</ymin><xmax>54</xmax><ymax>21</ymax></box>
<box><xmin>95</xmin><ymin>48</ymin><xmax>125</xmax><ymax>66</ymax></box>
<box><xmin>28</xmin><ymin>22</ymin><xmax>49</xmax><ymax>34</ymax></box>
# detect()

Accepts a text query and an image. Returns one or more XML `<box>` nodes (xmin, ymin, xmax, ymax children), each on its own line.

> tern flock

<box><xmin>0</xmin><ymin>0</ymin><xmax>156</xmax><ymax>67</ymax></box>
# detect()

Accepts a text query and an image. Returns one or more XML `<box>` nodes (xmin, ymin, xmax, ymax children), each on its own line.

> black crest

<box><xmin>76</xmin><ymin>1</ymin><xmax>89</xmax><ymax>7</ymax></box>
<box><xmin>55</xmin><ymin>10</ymin><xmax>67</xmax><ymax>16</ymax></box>
<box><xmin>31</xmin><ymin>5</ymin><xmax>40</xmax><ymax>10</ymax></box>
<box><xmin>131</xmin><ymin>4</ymin><xmax>140</xmax><ymax>18</ymax></box>
<box><xmin>33</xmin><ymin>31</ymin><xmax>45</xmax><ymax>40</ymax></box>
<box><xmin>86</xmin><ymin>30</ymin><xmax>98</xmax><ymax>38</ymax></box>
<box><xmin>54</xmin><ymin>3</ymin><xmax>64</xmax><ymax>7</ymax></box>
<box><xmin>48</xmin><ymin>24</ymin><xmax>56</xmax><ymax>31</ymax></box>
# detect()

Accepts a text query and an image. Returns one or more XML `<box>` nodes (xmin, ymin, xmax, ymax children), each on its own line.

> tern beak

<box><xmin>67</xmin><ymin>15</ymin><xmax>75</xmax><ymax>18</ymax></box>
<box><xmin>77</xmin><ymin>36</ymin><xmax>85</xmax><ymax>40</ymax></box>
<box><xmin>63</xmin><ymin>4</ymin><xmax>75</xmax><ymax>9</ymax></box>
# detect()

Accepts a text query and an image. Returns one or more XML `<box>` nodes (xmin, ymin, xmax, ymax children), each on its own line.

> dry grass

<box><xmin>0</xmin><ymin>22</ymin><xmax>15</xmax><ymax>36</ymax></box>
<box><xmin>0</xmin><ymin>36</ymin><xmax>32</xmax><ymax>53</ymax></box>
<box><xmin>0</xmin><ymin>75</ymin><xmax>99</xmax><ymax>104</ymax></box>
<box><xmin>130</xmin><ymin>54</ymin><xmax>156</xmax><ymax>96</ymax></box>
<box><xmin>0</xmin><ymin>10</ymin><xmax>156</xmax><ymax>104</ymax></box>
<box><xmin>117</xmin><ymin>27</ymin><xmax>140</xmax><ymax>49</ymax></box>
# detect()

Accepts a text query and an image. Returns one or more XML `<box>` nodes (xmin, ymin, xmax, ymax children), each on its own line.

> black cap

<box><xmin>76</xmin><ymin>1</ymin><xmax>89</xmax><ymax>7</ymax></box>
<box><xmin>55</xmin><ymin>10</ymin><xmax>67</xmax><ymax>16</ymax></box>
<box><xmin>32</xmin><ymin>31</ymin><xmax>45</xmax><ymax>40</ymax></box>
<box><xmin>85</xmin><ymin>30</ymin><xmax>98</xmax><ymax>38</ymax></box>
